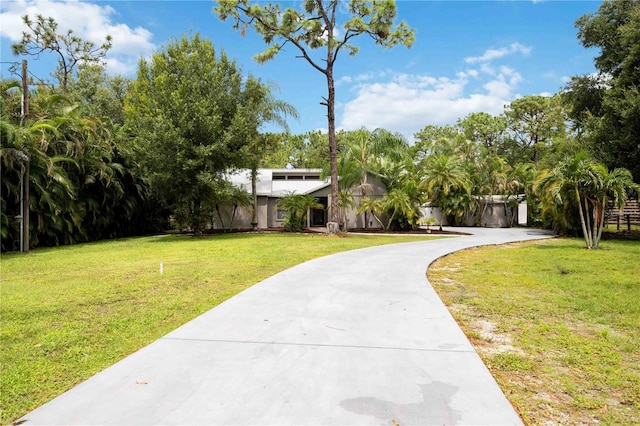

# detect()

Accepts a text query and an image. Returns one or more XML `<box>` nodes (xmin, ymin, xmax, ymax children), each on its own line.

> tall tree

<box><xmin>11</xmin><ymin>15</ymin><xmax>112</xmax><ymax>93</ymax></box>
<box><xmin>504</xmin><ymin>95</ymin><xmax>566</xmax><ymax>164</ymax></box>
<box><xmin>123</xmin><ymin>34</ymin><xmax>266</xmax><ymax>235</ymax></box>
<box><xmin>564</xmin><ymin>0</ymin><xmax>640</xmax><ymax>181</ymax></box>
<box><xmin>457</xmin><ymin>112</ymin><xmax>507</xmax><ymax>154</ymax></box>
<box><xmin>215</xmin><ymin>0</ymin><xmax>415</xmax><ymax>230</ymax></box>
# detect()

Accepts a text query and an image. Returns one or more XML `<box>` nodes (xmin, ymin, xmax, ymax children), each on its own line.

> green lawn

<box><xmin>429</xmin><ymin>238</ymin><xmax>640</xmax><ymax>425</ymax></box>
<box><xmin>0</xmin><ymin>232</ymin><xmax>436</xmax><ymax>423</ymax></box>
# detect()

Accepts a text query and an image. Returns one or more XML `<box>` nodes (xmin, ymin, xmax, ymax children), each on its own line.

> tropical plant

<box><xmin>337</xmin><ymin>189</ymin><xmax>356</xmax><ymax>231</ymax></box>
<box><xmin>337</xmin><ymin>128</ymin><xmax>409</xmax><ymax>228</ymax></box>
<box><xmin>277</xmin><ymin>192</ymin><xmax>322</xmax><ymax>232</ymax></box>
<box><xmin>420</xmin><ymin>153</ymin><xmax>473</xmax><ymax>225</ymax></box>
<box><xmin>1</xmin><ymin>81</ymin><xmax>151</xmax><ymax>251</ymax></box>
<box><xmin>535</xmin><ymin>151</ymin><xmax>638</xmax><ymax>249</ymax></box>
<box><xmin>356</xmin><ymin>197</ymin><xmax>385</xmax><ymax>229</ymax></box>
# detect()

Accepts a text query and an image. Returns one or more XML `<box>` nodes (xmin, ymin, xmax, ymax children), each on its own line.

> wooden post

<box><xmin>21</xmin><ymin>59</ymin><xmax>30</xmax><ymax>253</ymax></box>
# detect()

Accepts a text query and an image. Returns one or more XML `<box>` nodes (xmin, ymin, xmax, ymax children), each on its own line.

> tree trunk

<box><xmin>215</xmin><ymin>204</ymin><xmax>226</xmax><ymax>231</ymax></box>
<box><xmin>574</xmin><ymin>186</ymin><xmax>591</xmax><ymax>249</ymax></box>
<box><xmin>326</xmin><ymin>59</ymin><xmax>339</xmax><ymax>231</ymax></box>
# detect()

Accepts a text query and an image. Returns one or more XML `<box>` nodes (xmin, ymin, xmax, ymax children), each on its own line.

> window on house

<box><xmin>273</xmin><ymin>175</ymin><xmax>286</xmax><ymax>180</ymax></box>
<box><xmin>276</xmin><ymin>209</ymin><xmax>287</xmax><ymax>221</ymax></box>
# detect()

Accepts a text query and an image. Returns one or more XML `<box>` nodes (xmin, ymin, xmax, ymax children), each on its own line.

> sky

<box><xmin>1</xmin><ymin>0</ymin><xmax>602</xmax><ymax>141</ymax></box>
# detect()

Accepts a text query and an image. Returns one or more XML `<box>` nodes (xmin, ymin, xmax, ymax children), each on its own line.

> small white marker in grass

<box><xmin>160</xmin><ymin>261</ymin><xmax>164</xmax><ymax>274</ymax></box>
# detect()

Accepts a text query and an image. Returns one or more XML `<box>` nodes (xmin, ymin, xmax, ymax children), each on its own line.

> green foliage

<box><xmin>277</xmin><ymin>192</ymin><xmax>322</xmax><ymax>231</ymax></box>
<box><xmin>67</xmin><ymin>64</ymin><xmax>131</xmax><ymax>127</ymax></box>
<box><xmin>420</xmin><ymin>153</ymin><xmax>473</xmax><ymax>225</ymax></box>
<box><xmin>1</xmin><ymin>83</ymin><xmax>152</xmax><ymax>252</ymax></box>
<box><xmin>504</xmin><ymin>94</ymin><xmax>567</xmax><ymax>164</ymax></box>
<box><xmin>123</xmin><ymin>34</ymin><xmax>271</xmax><ymax>235</ymax></box>
<box><xmin>535</xmin><ymin>151</ymin><xmax>639</xmax><ymax>248</ymax></box>
<box><xmin>263</xmin><ymin>130</ymin><xmax>331</xmax><ymax>168</ymax></box>
<box><xmin>565</xmin><ymin>0</ymin><xmax>640</xmax><ymax>181</ymax></box>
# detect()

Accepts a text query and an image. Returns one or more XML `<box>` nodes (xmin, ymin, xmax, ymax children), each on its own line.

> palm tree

<box><xmin>421</xmin><ymin>153</ymin><xmax>472</xmax><ymax>225</ymax></box>
<box><xmin>356</xmin><ymin>197</ymin><xmax>385</xmax><ymax>229</ymax></box>
<box><xmin>277</xmin><ymin>192</ymin><xmax>322</xmax><ymax>232</ymax></box>
<box><xmin>591</xmin><ymin>165</ymin><xmax>638</xmax><ymax>248</ymax></box>
<box><xmin>535</xmin><ymin>151</ymin><xmax>638</xmax><ymax>249</ymax></box>
<box><xmin>382</xmin><ymin>188</ymin><xmax>419</xmax><ymax>230</ymax></box>
<box><xmin>337</xmin><ymin>189</ymin><xmax>355</xmax><ymax>231</ymax></box>
<box><xmin>239</xmin><ymin>80</ymin><xmax>298</xmax><ymax>230</ymax></box>
<box><xmin>338</xmin><ymin>128</ymin><xmax>408</xmax><ymax>228</ymax></box>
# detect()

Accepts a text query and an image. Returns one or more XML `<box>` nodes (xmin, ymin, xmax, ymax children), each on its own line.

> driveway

<box><xmin>21</xmin><ymin>227</ymin><xmax>553</xmax><ymax>425</ymax></box>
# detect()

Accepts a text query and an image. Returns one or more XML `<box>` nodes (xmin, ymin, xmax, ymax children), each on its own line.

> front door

<box><xmin>311</xmin><ymin>197</ymin><xmax>328</xmax><ymax>227</ymax></box>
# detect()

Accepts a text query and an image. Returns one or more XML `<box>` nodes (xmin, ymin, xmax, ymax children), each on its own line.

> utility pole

<box><xmin>21</xmin><ymin>59</ymin><xmax>30</xmax><ymax>253</ymax></box>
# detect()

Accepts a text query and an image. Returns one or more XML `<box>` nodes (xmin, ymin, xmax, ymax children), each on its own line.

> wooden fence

<box><xmin>606</xmin><ymin>198</ymin><xmax>640</xmax><ymax>230</ymax></box>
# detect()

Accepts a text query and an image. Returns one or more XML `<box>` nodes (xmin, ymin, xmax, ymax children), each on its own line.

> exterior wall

<box><xmin>209</xmin><ymin>205</ymin><xmax>253</xmax><ymax>230</ymax></box>
<box><xmin>257</xmin><ymin>197</ymin><xmax>268</xmax><ymax>229</ymax></box>
<box><xmin>518</xmin><ymin>201</ymin><xmax>528</xmax><ymax>226</ymax></box>
<box><xmin>343</xmin><ymin>174</ymin><xmax>387</xmax><ymax>229</ymax></box>
<box><xmin>421</xmin><ymin>200</ymin><xmax>526</xmax><ymax>228</ymax></box>
<box><xmin>267</xmin><ymin>198</ymin><xmax>280</xmax><ymax>228</ymax></box>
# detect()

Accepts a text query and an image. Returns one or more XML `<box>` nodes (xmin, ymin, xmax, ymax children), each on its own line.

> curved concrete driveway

<box><xmin>22</xmin><ymin>227</ymin><xmax>553</xmax><ymax>425</ymax></box>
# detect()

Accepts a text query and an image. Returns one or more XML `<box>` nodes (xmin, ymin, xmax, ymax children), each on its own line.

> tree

<box><xmin>535</xmin><ymin>151</ymin><xmax>638</xmax><ymax>249</ymax></box>
<box><xmin>215</xmin><ymin>0</ymin><xmax>415</xmax><ymax>230</ymax></box>
<box><xmin>457</xmin><ymin>112</ymin><xmax>507</xmax><ymax>154</ymax></box>
<box><xmin>1</xmin><ymin>82</ymin><xmax>149</xmax><ymax>251</ymax></box>
<box><xmin>263</xmin><ymin>130</ymin><xmax>331</xmax><ymax>169</ymax></box>
<box><xmin>236</xmin><ymin>80</ymin><xmax>297</xmax><ymax>230</ymax></box>
<box><xmin>411</xmin><ymin>124</ymin><xmax>461</xmax><ymax>165</ymax></box>
<box><xmin>564</xmin><ymin>0</ymin><xmax>640</xmax><ymax>181</ymax></box>
<box><xmin>123</xmin><ymin>34</ymin><xmax>266</xmax><ymax>235</ymax></box>
<box><xmin>277</xmin><ymin>192</ymin><xmax>322</xmax><ymax>232</ymax></box>
<box><xmin>504</xmin><ymin>95</ymin><xmax>566</xmax><ymax>164</ymax></box>
<box><xmin>337</xmin><ymin>127</ymin><xmax>408</xmax><ymax>228</ymax></box>
<box><xmin>67</xmin><ymin>64</ymin><xmax>131</xmax><ymax>127</ymax></box>
<box><xmin>11</xmin><ymin>15</ymin><xmax>112</xmax><ymax>93</ymax></box>
<box><xmin>420</xmin><ymin>153</ymin><xmax>472</xmax><ymax>225</ymax></box>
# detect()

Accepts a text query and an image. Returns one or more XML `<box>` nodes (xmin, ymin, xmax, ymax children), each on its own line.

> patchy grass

<box><xmin>1</xmin><ymin>232</ymin><xmax>437</xmax><ymax>423</ymax></box>
<box><xmin>429</xmin><ymin>238</ymin><xmax>640</xmax><ymax>425</ymax></box>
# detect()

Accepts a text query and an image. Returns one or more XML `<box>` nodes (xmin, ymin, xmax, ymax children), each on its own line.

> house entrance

<box><xmin>311</xmin><ymin>197</ymin><xmax>328</xmax><ymax>227</ymax></box>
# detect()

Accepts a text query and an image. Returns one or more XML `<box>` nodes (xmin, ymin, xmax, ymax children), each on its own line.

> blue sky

<box><xmin>1</xmin><ymin>1</ymin><xmax>601</xmax><ymax>140</ymax></box>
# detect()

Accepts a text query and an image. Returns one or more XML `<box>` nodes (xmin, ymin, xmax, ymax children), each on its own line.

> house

<box><xmin>420</xmin><ymin>195</ymin><xmax>528</xmax><ymax>228</ymax></box>
<box><xmin>217</xmin><ymin>168</ymin><xmax>387</xmax><ymax>230</ymax></box>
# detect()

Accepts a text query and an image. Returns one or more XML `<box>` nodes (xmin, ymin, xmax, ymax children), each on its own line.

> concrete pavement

<box><xmin>21</xmin><ymin>227</ymin><xmax>553</xmax><ymax>425</ymax></box>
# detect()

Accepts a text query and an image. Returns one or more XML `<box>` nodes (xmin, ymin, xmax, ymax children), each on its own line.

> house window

<box><xmin>276</xmin><ymin>209</ymin><xmax>287</xmax><ymax>221</ymax></box>
<box><xmin>305</xmin><ymin>175</ymin><xmax>320</xmax><ymax>180</ymax></box>
<box><xmin>287</xmin><ymin>175</ymin><xmax>304</xmax><ymax>180</ymax></box>
<box><xmin>273</xmin><ymin>175</ymin><xmax>286</xmax><ymax>180</ymax></box>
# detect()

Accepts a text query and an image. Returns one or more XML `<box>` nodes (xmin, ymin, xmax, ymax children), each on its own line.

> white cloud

<box><xmin>0</xmin><ymin>0</ymin><xmax>155</xmax><ymax>75</ymax></box>
<box><xmin>464</xmin><ymin>42</ymin><xmax>532</xmax><ymax>64</ymax></box>
<box><xmin>339</xmin><ymin>66</ymin><xmax>522</xmax><ymax>141</ymax></box>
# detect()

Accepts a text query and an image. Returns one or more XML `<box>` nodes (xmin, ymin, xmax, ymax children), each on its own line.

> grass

<box><xmin>428</xmin><ymin>237</ymin><xmax>640</xmax><ymax>425</ymax></box>
<box><xmin>0</xmin><ymin>231</ymin><xmax>437</xmax><ymax>423</ymax></box>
